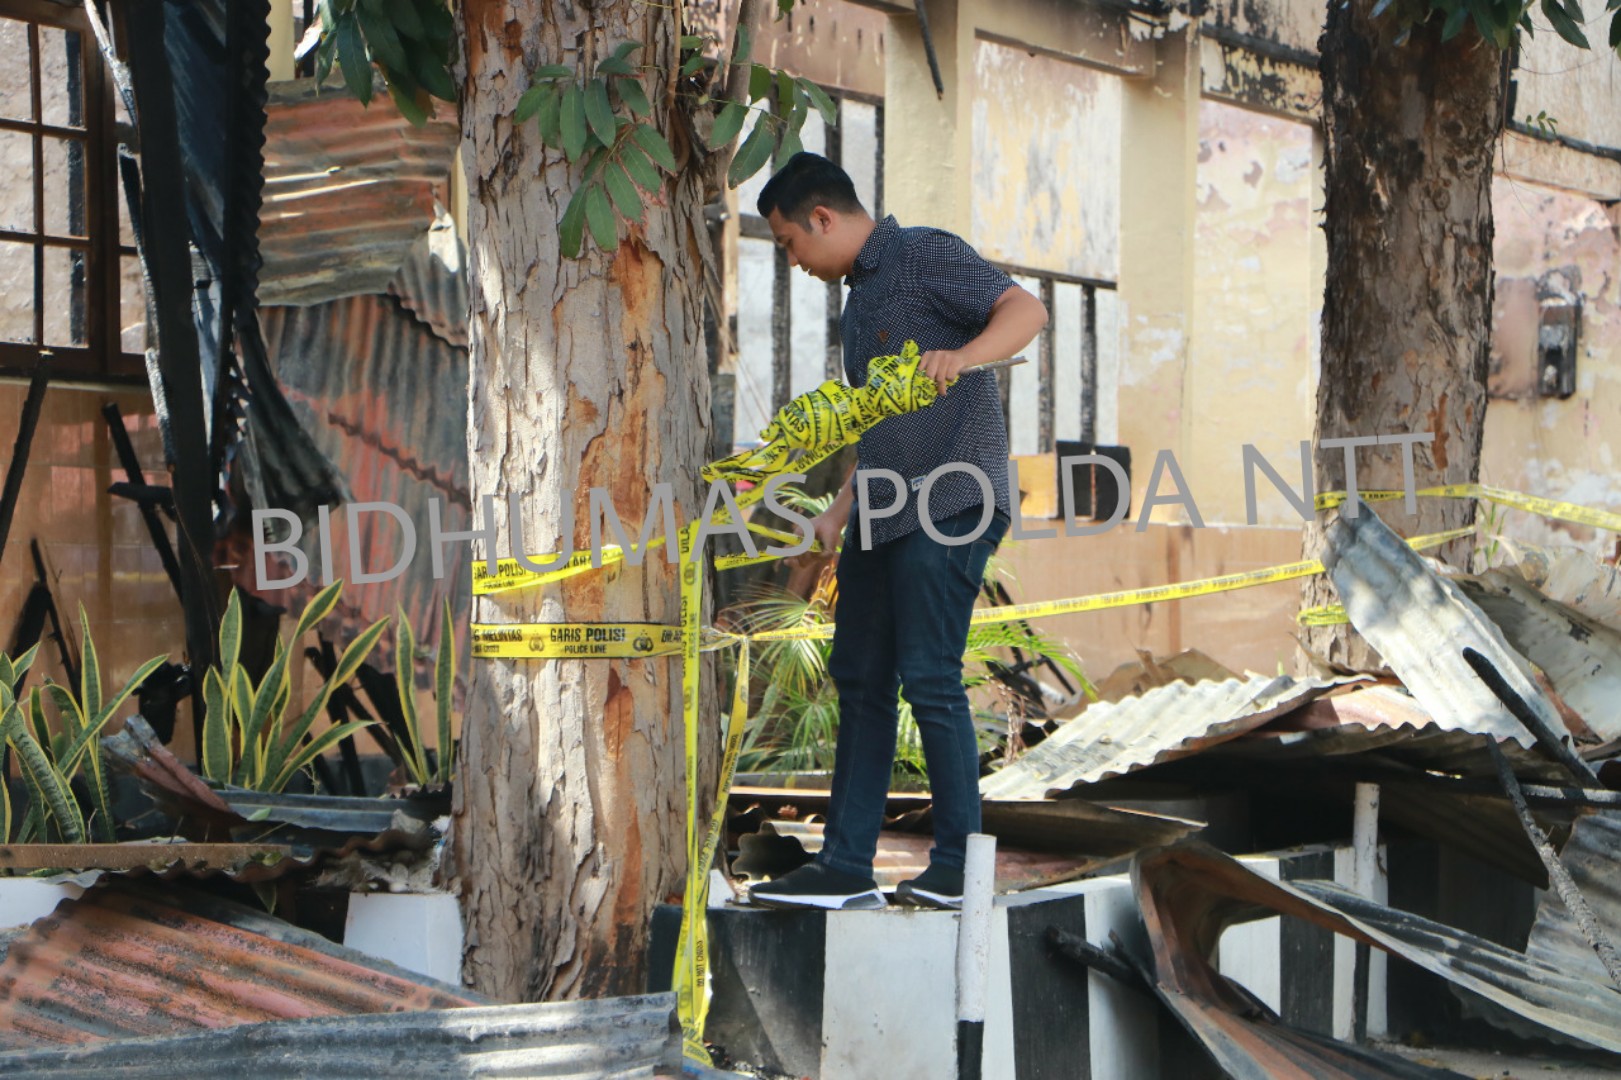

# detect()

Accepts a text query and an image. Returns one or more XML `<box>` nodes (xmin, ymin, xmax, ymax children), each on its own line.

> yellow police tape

<box><xmin>472</xmin><ymin>338</ymin><xmax>1621</xmax><ymax>1063</ymax></box>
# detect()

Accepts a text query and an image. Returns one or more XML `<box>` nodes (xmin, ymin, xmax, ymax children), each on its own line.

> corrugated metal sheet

<box><xmin>0</xmin><ymin>883</ymin><xmax>480</xmax><ymax>1052</ymax></box>
<box><xmin>1495</xmin><ymin>540</ymin><xmax>1621</xmax><ymax>631</ymax></box>
<box><xmin>1526</xmin><ymin>811</ymin><xmax>1621</xmax><ymax>987</ymax></box>
<box><xmin>978</xmin><ymin>673</ymin><xmax>1358</xmax><ymax>800</ymax></box>
<box><xmin>1136</xmin><ymin>844</ymin><xmax>1621</xmax><ymax>1062</ymax></box>
<box><xmin>256</xmin><ymin>284</ymin><xmax>469</xmax><ymax>655</ymax></box>
<box><xmin>386</xmin><ymin>216</ymin><xmax>469</xmax><ymax>347</ymax></box>
<box><xmin>0</xmin><ymin>995</ymin><xmax>679</xmax><ymax>1079</ymax></box>
<box><xmin>1323</xmin><ymin>509</ymin><xmax>1572</xmax><ymax>751</ymax></box>
<box><xmin>1459</xmin><ymin>571</ymin><xmax>1621</xmax><ymax>740</ymax></box>
<box><xmin>257</xmin><ymin>79</ymin><xmax>459</xmax><ymax>306</ymax></box>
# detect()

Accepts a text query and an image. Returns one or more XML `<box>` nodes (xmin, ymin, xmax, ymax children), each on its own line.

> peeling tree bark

<box><xmin>454</xmin><ymin>0</ymin><xmax>712</xmax><ymax>1001</ymax></box>
<box><xmin>1300</xmin><ymin>0</ymin><xmax>1504</xmax><ymax>671</ymax></box>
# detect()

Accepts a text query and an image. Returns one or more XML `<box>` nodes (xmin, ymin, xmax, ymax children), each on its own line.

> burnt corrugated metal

<box><xmin>1137</xmin><ymin>844</ymin><xmax>1621</xmax><ymax>1058</ymax></box>
<box><xmin>1323</xmin><ymin>509</ymin><xmax>1573</xmax><ymax>751</ymax></box>
<box><xmin>256</xmin><ymin>284</ymin><xmax>469</xmax><ymax>655</ymax></box>
<box><xmin>978</xmin><ymin>673</ymin><xmax>1359</xmax><ymax>800</ymax></box>
<box><xmin>1459</xmin><ymin>571</ymin><xmax>1621</xmax><ymax>740</ymax></box>
<box><xmin>1526</xmin><ymin>811</ymin><xmax>1621</xmax><ymax>988</ymax></box>
<box><xmin>1494</xmin><ymin>540</ymin><xmax>1621</xmax><ymax>631</ymax></box>
<box><xmin>0</xmin><ymin>995</ymin><xmax>679</xmax><ymax>1079</ymax></box>
<box><xmin>387</xmin><ymin>218</ymin><xmax>469</xmax><ymax>347</ymax></box>
<box><xmin>0</xmin><ymin>883</ymin><xmax>480</xmax><ymax>1052</ymax></box>
<box><xmin>258</xmin><ymin>79</ymin><xmax>460</xmax><ymax>306</ymax></box>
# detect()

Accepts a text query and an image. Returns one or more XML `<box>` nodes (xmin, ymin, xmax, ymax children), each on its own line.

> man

<box><xmin>747</xmin><ymin>153</ymin><xmax>1048</xmax><ymax>911</ymax></box>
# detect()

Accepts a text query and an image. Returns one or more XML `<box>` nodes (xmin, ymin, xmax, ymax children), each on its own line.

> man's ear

<box><xmin>810</xmin><ymin>205</ymin><xmax>837</xmax><ymax>233</ymax></box>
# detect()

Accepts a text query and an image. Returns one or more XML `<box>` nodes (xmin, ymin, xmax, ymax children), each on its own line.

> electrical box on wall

<box><xmin>1537</xmin><ymin>292</ymin><xmax>1580</xmax><ymax>400</ymax></box>
<box><xmin>1055</xmin><ymin>442</ymin><xmax>1131</xmax><ymax>523</ymax></box>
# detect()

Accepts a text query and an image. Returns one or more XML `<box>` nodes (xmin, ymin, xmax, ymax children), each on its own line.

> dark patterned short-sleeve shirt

<box><xmin>841</xmin><ymin>215</ymin><xmax>1014</xmax><ymax>547</ymax></box>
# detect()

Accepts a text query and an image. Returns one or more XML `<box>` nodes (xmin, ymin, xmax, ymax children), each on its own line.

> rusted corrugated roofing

<box><xmin>0</xmin><ymin>994</ymin><xmax>680</xmax><ymax>1078</ymax></box>
<box><xmin>256</xmin><ymin>285</ymin><xmax>469</xmax><ymax>654</ymax></box>
<box><xmin>386</xmin><ymin>216</ymin><xmax>469</xmax><ymax>348</ymax></box>
<box><xmin>257</xmin><ymin>79</ymin><xmax>459</xmax><ymax>306</ymax></box>
<box><xmin>1323</xmin><ymin>509</ymin><xmax>1573</xmax><ymax>751</ymax></box>
<box><xmin>1459</xmin><ymin>571</ymin><xmax>1621</xmax><ymax>740</ymax></box>
<box><xmin>978</xmin><ymin>673</ymin><xmax>1360</xmax><ymax>800</ymax></box>
<box><xmin>0</xmin><ymin>883</ymin><xmax>480</xmax><ymax>1052</ymax></box>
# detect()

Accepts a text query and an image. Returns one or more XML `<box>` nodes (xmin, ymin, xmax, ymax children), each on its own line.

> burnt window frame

<box><xmin>0</xmin><ymin>0</ymin><xmax>143</xmax><ymax>384</ymax></box>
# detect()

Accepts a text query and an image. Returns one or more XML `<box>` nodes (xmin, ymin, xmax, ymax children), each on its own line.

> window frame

<box><xmin>0</xmin><ymin>0</ymin><xmax>144</xmax><ymax>384</ymax></box>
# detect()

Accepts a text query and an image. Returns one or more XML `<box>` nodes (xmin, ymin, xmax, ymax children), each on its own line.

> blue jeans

<box><xmin>817</xmin><ymin>505</ymin><xmax>1010</xmax><ymax>876</ymax></box>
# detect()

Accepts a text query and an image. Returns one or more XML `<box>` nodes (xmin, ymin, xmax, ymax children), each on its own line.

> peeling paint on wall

<box><xmin>1187</xmin><ymin>101</ymin><xmax>1318</xmax><ymax>527</ymax></box>
<box><xmin>970</xmin><ymin>40</ymin><xmax>1120</xmax><ymax>283</ymax></box>
<box><xmin>1483</xmin><ymin>178</ymin><xmax>1621</xmax><ymax>553</ymax></box>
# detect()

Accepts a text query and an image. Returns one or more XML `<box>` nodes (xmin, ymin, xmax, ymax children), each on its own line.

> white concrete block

<box><xmin>1217</xmin><ymin>856</ymin><xmax>1281</xmax><ymax>1013</ymax></box>
<box><xmin>1333</xmin><ymin>844</ymin><xmax>1388</xmax><ymax>1039</ymax></box>
<box><xmin>342</xmin><ymin>891</ymin><xmax>464</xmax><ymax>986</ymax></box>
<box><xmin>0</xmin><ymin>879</ymin><xmax>82</xmax><ymax>931</ymax></box>
<box><xmin>1081</xmin><ymin>875</ymin><xmax>1161</xmax><ymax>1080</ymax></box>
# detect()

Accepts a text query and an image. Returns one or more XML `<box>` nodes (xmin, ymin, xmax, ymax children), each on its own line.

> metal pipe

<box><xmin>955</xmin><ymin>832</ymin><xmax>995</xmax><ymax>1080</ymax></box>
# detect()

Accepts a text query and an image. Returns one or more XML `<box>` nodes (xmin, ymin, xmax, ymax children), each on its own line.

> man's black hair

<box><xmin>756</xmin><ymin>152</ymin><xmax>865</xmax><ymax>226</ymax></box>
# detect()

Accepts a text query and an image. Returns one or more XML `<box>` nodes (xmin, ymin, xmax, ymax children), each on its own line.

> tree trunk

<box><xmin>454</xmin><ymin>1</ymin><xmax>711</xmax><ymax>1001</ymax></box>
<box><xmin>1300</xmin><ymin>0</ymin><xmax>1504</xmax><ymax>671</ymax></box>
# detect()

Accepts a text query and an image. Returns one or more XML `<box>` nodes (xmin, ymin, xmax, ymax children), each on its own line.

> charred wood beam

<box><xmin>0</xmin><ymin>351</ymin><xmax>51</xmax><ymax>567</ymax></box>
<box><xmin>1046</xmin><ymin>926</ymin><xmax>1151</xmax><ymax>994</ymax></box>
<box><xmin>124</xmin><ymin>0</ymin><xmax>220</xmax><ymax>763</ymax></box>
<box><xmin>912</xmin><ymin>0</ymin><xmax>946</xmax><ymax>98</ymax></box>
<box><xmin>28</xmin><ymin>540</ymin><xmax>78</xmax><ymax>693</ymax></box>
<box><xmin>102</xmin><ymin>402</ymin><xmax>183</xmax><ymax>597</ymax></box>
<box><xmin>1463</xmin><ymin>647</ymin><xmax>1600</xmax><ymax>787</ymax></box>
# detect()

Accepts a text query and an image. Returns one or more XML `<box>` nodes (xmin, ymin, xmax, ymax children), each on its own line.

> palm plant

<box><xmin>201</xmin><ymin>583</ymin><xmax>388</xmax><ymax>794</ymax></box>
<box><xmin>1</xmin><ymin>613</ymin><xmax>165</xmax><ymax>843</ymax></box>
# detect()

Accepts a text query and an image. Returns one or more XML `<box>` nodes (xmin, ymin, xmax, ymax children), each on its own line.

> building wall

<box><xmin>1186</xmin><ymin>102</ymin><xmax>1319</xmax><ymax>528</ymax></box>
<box><xmin>1481</xmin><ymin>177</ymin><xmax>1621</xmax><ymax>554</ymax></box>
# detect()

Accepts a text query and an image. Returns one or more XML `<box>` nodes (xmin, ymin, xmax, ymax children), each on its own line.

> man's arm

<box><xmin>918</xmin><ymin>285</ymin><xmax>1049</xmax><ymax>396</ymax></box>
<box><xmin>792</xmin><ymin>464</ymin><xmax>856</xmax><ymax>567</ymax></box>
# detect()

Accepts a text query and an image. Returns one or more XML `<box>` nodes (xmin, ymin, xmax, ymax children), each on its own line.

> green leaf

<box><xmin>1542</xmin><ymin>0</ymin><xmax>1591</xmax><ymax>47</ymax></box>
<box><xmin>1441</xmin><ymin>6</ymin><xmax>1469</xmax><ymax>39</ymax></box>
<box><xmin>356</xmin><ymin>3</ymin><xmax>407</xmax><ymax>71</ymax></box>
<box><xmin>1</xmin><ymin>747</ymin><xmax>9</xmax><ymax>842</ymax></box>
<box><xmin>584</xmin><ymin>182</ymin><xmax>617</xmax><ymax>251</ymax></box>
<box><xmin>728</xmin><ymin>116</ymin><xmax>775</xmax><ymax>188</ymax></box>
<box><xmin>295</xmin><ymin>581</ymin><xmax>344</xmax><ymax>643</ymax></box>
<box><xmin>219</xmin><ymin>590</ymin><xmax>243</xmax><ymax>681</ymax></box>
<box><xmin>612</xmin><ymin>40</ymin><xmax>643</xmax><ymax>61</ymax></box>
<box><xmin>680</xmin><ymin>34</ymin><xmax>705</xmax><ymax>50</ymax></box>
<box><xmin>387</xmin><ymin>71</ymin><xmax>431</xmax><ymax>126</ymax></box>
<box><xmin>710</xmin><ymin>100</ymin><xmax>747</xmax><ymax>149</ymax></box>
<box><xmin>631</xmin><ymin>123</ymin><xmax>678</xmax><ymax>172</ymax></box>
<box><xmin>267</xmin><ymin>617</ymin><xmax>391</xmax><ymax>785</ymax></box>
<box><xmin>267</xmin><ymin>721</ymin><xmax>378</xmax><ymax>794</ymax></box>
<box><xmin>598</xmin><ymin>55</ymin><xmax>636</xmax><ymax>76</ymax></box>
<box><xmin>5</xmin><ymin>703</ymin><xmax>84</xmax><ymax>844</ymax></box>
<box><xmin>778</xmin><ymin>0</ymin><xmax>796</xmax><ymax>14</ymax></box>
<box><xmin>604</xmin><ymin>161</ymin><xmax>644</xmax><ymax>222</ymax></box>
<box><xmin>392</xmin><ymin>0</ymin><xmax>425</xmax><ymax>39</ymax></box>
<box><xmin>202</xmin><ymin>667</ymin><xmax>232</xmax><ymax>783</ymax></box>
<box><xmin>680</xmin><ymin>54</ymin><xmax>706</xmax><ymax>78</ymax></box>
<box><xmin>435</xmin><ymin>598</ymin><xmax>454</xmax><ymax>785</ymax></box>
<box><xmin>396</xmin><ymin>608</ymin><xmax>428</xmax><ymax>785</ymax></box>
<box><xmin>1610</xmin><ymin>9</ymin><xmax>1621</xmax><ymax>44</ymax></box>
<box><xmin>533</xmin><ymin>63</ymin><xmax>574</xmax><ymax>79</ymax></box>
<box><xmin>247</xmin><ymin>806</ymin><xmax>273</xmax><ymax>822</ymax></box>
<box><xmin>798</xmin><ymin>78</ymin><xmax>838</xmax><ymax>127</ymax></box>
<box><xmin>585</xmin><ymin>78</ymin><xmax>617</xmax><ymax>147</ymax></box>
<box><xmin>76</xmin><ymin>606</ymin><xmax>102</xmax><ymax>727</ymax></box>
<box><xmin>775</xmin><ymin>122</ymin><xmax>804</xmax><ymax>169</ymax></box>
<box><xmin>538</xmin><ymin>85</ymin><xmax>563</xmax><ymax>147</ymax></box>
<box><xmin>516</xmin><ymin>85</ymin><xmax>548</xmax><ymax>123</ymax></box>
<box><xmin>620</xmin><ymin>141</ymin><xmax>663</xmax><ymax>191</ymax></box>
<box><xmin>562</xmin><ymin>81</ymin><xmax>588</xmax><ymax>162</ymax></box>
<box><xmin>36</xmin><ymin>685</ymin><xmax>66</xmax><ymax>752</ymax></box>
<box><xmin>67</xmin><ymin>654</ymin><xmax>165</xmax><ymax>774</ymax></box>
<box><xmin>559</xmin><ymin>184</ymin><xmax>589</xmax><ymax>257</ymax></box>
<box><xmin>775</xmin><ymin>69</ymin><xmax>796</xmax><ymax>113</ymax></box>
<box><xmin>618</xmin><ymin>77</ymin><xmax>652</xmax><ymax>118</ymax></box>
<box><xmin>408</xmin><ymin>37</ymin><xmax>457</xmax><ymax>101</ymax></box>
<box><xmin>749</xmin><ymin>62</ymin><xmax>772</xmax><ymax>103</ymax></box>
<box><xmin>2</xmin><ymin>644</ymin><xmax>37</xmax><ymax>691</ymax></box>
<box><xmin>732</xmin><ymin>23</ymin><xmax>752</xmax><ymax>63</ymax></box>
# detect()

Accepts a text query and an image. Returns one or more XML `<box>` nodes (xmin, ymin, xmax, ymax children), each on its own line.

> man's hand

<box><xmin>791</xmin><ymin>499</ymin><xmax>851</xmax><ymax>569</ymax></box>
<box><xmin>918</xmin><ymin>348</ymin><xmax>974</xmax><ymax>398</ymax></box>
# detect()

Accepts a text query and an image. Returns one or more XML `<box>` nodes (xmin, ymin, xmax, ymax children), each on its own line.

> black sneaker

<box><xmin>748</xmin><ymin>862</ymin><xmax>886</xmax><ymax>911</ymax></box>
<box><xmin>895</xmin><ymin>864</ymin><xmax>964</xmax><ymax>909</ymax></box>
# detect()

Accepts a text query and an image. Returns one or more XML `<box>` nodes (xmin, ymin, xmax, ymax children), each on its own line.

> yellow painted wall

<box><xmin>969</xmin><ymin>40</ymin><xmax>1120</xmax><ymax>282</ymax></box>
<box><xmin>1481</xmin><ymin>177</ymin><xmax>1621</xmax><ymax>553</ymax></box>
<box><xmin>1186</xmin><ymin>101</ymin><xmax>1319</xmax><ymax>526</ymax></box>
